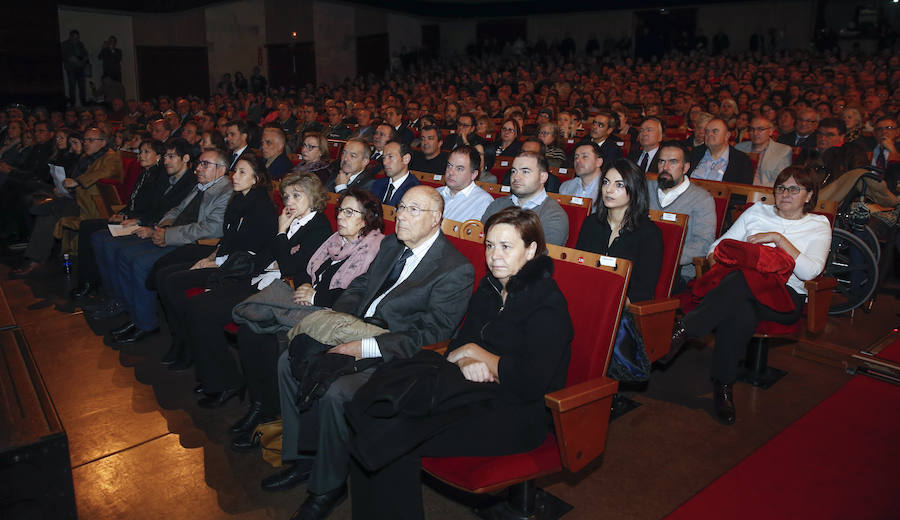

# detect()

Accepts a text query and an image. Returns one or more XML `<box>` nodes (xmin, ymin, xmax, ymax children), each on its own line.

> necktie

<box><xmin>372</xmin><ymin>151</ymin><xmax>381</xmax><ymax>161</ymax></box>
<box><xmin>383</xmin><ymin>183</ymin><xmax>395</xmax><ymax>204</ymax></box>
<box><xmin>375</xmin><ymin>248</ymin><xmax>413</xmax><ymax>300</ymax></box>
<box><xmin>639</xmin><ymin>152</ymin><xmax>648</xmax><ymax>172</ymax></box>
<box><xmin>794</xmin><ymin>135</ymin><xmax>802</xmax><ymax>147</ymax></box>
<box><xmin>230</xmin><ymin>152</ymin><xmax>239</xmax><ymax>168</ymax></box>
<box><xmin>876</xmin><ymin>146</ymin><xmax>887</xmax><ymax>169</ymax></box>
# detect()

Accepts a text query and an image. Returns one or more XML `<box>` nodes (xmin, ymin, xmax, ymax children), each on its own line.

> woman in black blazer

<box><xmin>575</xmin><ymin>158</ymin><xmax>663</xmax><ymax>302</ymax></box>
<box><xmin>349</xmin><ymin>207</ymin><xmax>573</xmax><ymax>519</ymax></box>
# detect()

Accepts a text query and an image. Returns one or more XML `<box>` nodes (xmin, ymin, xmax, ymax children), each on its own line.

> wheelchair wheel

<box><xmin>854</xmin><ymin>225</ymin><xmax>881</xmax><ymax>263</ymax></box>
<box><xmin>825</xmin><ymin>228</ymin><xmax>879</xmax><ymax>316</ymax></box>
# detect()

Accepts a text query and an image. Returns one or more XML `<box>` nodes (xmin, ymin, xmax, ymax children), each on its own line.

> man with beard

<box><xmin>648</xmin><ymin>141</ymin><xmax>716</xmax><ymax>290</ymax></box>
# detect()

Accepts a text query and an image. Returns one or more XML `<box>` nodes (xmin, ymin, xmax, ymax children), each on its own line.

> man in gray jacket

<box><xmin>735</xmin><ymin>116</ymin><xmax>792</xmax><ymax>187</ymax></box>
<box><xmin>648</xmin><ymin>141</ymin><xmax>716</xmax><ymax>291</ymax></box>
<box><xmin>481</xmin><ymin>152</ymin><xmax>569</xmax><ymax>245</ymax></box>
<box><xmin>88</xmin><ymin>148</ymin><xmax>233</xmax><ymax>344</ymax></box>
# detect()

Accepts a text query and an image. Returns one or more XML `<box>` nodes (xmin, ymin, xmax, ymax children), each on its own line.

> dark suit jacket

<box><xmin>776</xmin><ymin>131</ymin><xmax>815</xmax><ymax>150</ymax></box>
<box><xmin>332</xmin><ymin>233</ymin><xmax>474</xmax><ymax>362</ymax></box>
<box><xmin>597</xmin><ymin>138</ymin><xmax>623</xmax><ymax>167</ymax></box>
<box><xmin>627</xmin><ymin>147</ymin><xmax>660</xmax><ymax>173</ymax></box>
<box><xmin>370</xmin><ymin>173</ymin><xmax>420</xmax><ymax>206</ymax></box>
<box><xmin>688</xmin><ymin>145</ymin><xmax>755</xmax><ymax>185</ymax></box>
<box><xmin>395</xmin><ymin>124</ymin><xmax>415</xmax><ymax>146</ymax></box>
<box><xmin>267</xmin><ymin>152</ymin><xmax>293</xmax><ymax>180</ymax></box>
<box><xmin>325</xmin><ymin>168</ymin><xmax>375</xmax><ymax>193</ymax></box>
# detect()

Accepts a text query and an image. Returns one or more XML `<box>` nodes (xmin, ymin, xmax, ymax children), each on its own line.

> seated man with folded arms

<box><xmin>482</xmin><ymin>151</ymin><xmax>569</xmax><ymax>246</ymax></box>
<box><xmin>437</xmin><ymin>145</ymin><xmax>494</xmax><ymax>222</ymax></box>
<box><xmin>648</xmin><ymin>141</ymin><xmax>716</xmax><ymax>292</ymax></box>
<box><xmin>84</xmin><ymin>148</ymin><xmax>233</xmax><ymax>344</ymax></box>
<box><xmin>261</xmin><ymin>185</ymin><xmax>473</xmax><ymax>520</ymax></box>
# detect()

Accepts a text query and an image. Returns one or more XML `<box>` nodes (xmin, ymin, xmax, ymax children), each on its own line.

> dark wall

<box><xmin>0</xmin><ymin>5</ymin><xmax>65</xmax><ymax>106</ymax></box>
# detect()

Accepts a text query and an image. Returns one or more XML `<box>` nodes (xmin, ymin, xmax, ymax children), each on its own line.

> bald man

<box><xmin>689</xmin><ymin>118</ymin><xmax>754</xmax><ymax>184</ymax></box>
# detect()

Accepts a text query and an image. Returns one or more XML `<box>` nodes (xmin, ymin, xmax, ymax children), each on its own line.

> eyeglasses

<box><xmin>336</xmin><ymin>207</ymin><xmax>363</xmax><ymax>217</ymax></box>
<box><xmin>458</xmin><ymin>122</ymin><xmax>473</xmax><ymax>128</ymax></box>
<box><xmin>196</xmin><ymin>160</ymin><xmax>225</xmax><ymax>169</ymax></box>
<box><xmin>396</xmin><ymin>203</ymin><xmax>439</xmax><ymax>217</ymax></box>
<box><xmin>501</xmin><ymin>127</ymin><xmax>516</xmax><ymax>132</ymax></box>
<box><xmin>775</xmin><ymin>185</ymin><xmax>807</xmax><ymax>195</ymax></box>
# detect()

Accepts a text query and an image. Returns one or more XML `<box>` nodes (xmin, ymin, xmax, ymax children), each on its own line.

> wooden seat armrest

<box><xmin>197</xmin><ymin>238</ymin><xmax>220</xmax><ymax>246</ymax></box>
<box><xmin>693</xmin><ymin>256</ymin><xmax>710</xmax><ymax>277</ymax></box>
<box><xmin>110</xmin><ymin>204</ymin><xmax>125</xmax><ymax>212</ymax></box>
<box><xmin>627</xmin><ymin>298</ymin><xmax>679</xmax><ymax>363</ymax></box>
<box><xmin>804</xmin><ymin>276</ymin><xmax>836</xmax><ymax>334</ymax></box>
<box><xmin>422</xmin><ymin>340</ymin><xmax>450</xmax><ymax>356</ymax></box>
<box><xmin>545</xmin><ymin>376</ymin><xmax>619</xmax><ymax>473</ymax></box>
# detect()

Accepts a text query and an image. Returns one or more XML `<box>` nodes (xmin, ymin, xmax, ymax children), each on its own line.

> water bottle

<box><xmin>62</xmin><ymin>253</ymin><xmax>72</xmax><ymax>277</ymax></box>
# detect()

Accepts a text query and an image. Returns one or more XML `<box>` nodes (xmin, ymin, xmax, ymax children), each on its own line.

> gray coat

<box><xmin>648</xmin><ymin>179</ymin><xmax>717</xmax><ymax>279</ymax></box>
<box><xmin>161</xmin><ymin>175</ymin><xmax>233</xmax><ymax>246</ymax></box>
<box><xmin>735</xmin><ymin>139</ymin><xmax>792</xmax><ymax>187</ymax></box>
<box><xmin>481</xmin><ymin>195</ymin><xmax>570</xmax><ymax>246</ymax></box>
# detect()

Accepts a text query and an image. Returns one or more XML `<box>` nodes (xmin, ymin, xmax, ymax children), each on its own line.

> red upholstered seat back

<box><xmin>649</xmin><ymin>210</ymin><xmax>688</xmax><ymax>299</ymax></box>
<box><xmin>447</xmin><ymin>235</ymin><xmax>488</xmax><ymax>291</ymax></box>
<box><xmin>548</xmin><ymin>246</ymin><xmax>631</xmax><ymax>387</ymax></box>
<box><xmin>490</xmin><ymin>156</ymin><xmax>515</xmax><ymax>179</ymax></box>
<box><xmin>120</xmin><ymin>155</ymin><xmax>142</xmax><ymax>200</ymax></box>
<box><xmin>547</xmin><ymin>193</ymin><xmax>591</xmax><ymax>249</ymax></box>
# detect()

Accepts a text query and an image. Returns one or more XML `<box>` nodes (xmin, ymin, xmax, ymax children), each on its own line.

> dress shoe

<box><xmin>658</xmin><ymin>320</ymin><xmax>692</xmax><ymax>365</ymax></box>
<box><xmin>9</xmin><ymin>261</ymin><xmax>40</xmax><ymax>278</ymax></box>
<box><xmin>290</xmin><ymin>484</ymin><xmax>348</xmax><ymax>520</ymax></box>
<box><xmin>712</xmin><ymin>380</ymin><xmax>736</xmax><ymax>426</ymax></box>
<box><xmin>261</xmin><ymin>459</ymin><xmax>314</xmax><ymax>492</ymax></box>
<box><xmin>110</xmin><ymin>321</ymin><xmax>137</xmax><ymax>338</ymax></box>
<box><xmin>160</xmin><ymin>341</ymin><xmax>183</xmax><ymax>365</ymax></box>
<box><xmin>70</xmin><ymin>281</ymin><xmax>97</xmax><ymax>299</ymax></box>
<box><xmin>86</xmin><ymin>300</ymin><xmax>126</xmax><ymax>320</ymax></box>
<box><xmin>194</xmin><ymin>384</ymin><xmax>206</xmax><ymax>394</ymax></box>
<box><xmin>197</xmin><ymin>387</ymin><xmax>245</xmax><ymax>409</ymax></box>
<box><xmin>229</xmin><ymin>401</ymin><xmax>274</xmax><ymax>434</ymax></box>
<box><xmin>230</xmin><ymin>430</ymin><xmax>263</xmax><ymax>452</ymax></box>
<box><xmin>112</xmin><ymin>326</ymin><xmax>158</xmax><ymax>346</ymax></box>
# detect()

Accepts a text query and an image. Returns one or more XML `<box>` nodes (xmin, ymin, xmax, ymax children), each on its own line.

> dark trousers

<box><xmin>682</xmin><ymin>271</ymin><xmax>804</xmax><ymax>384</ymax></box>
<box><xmin>77</xmin><ymin>219</ymin><xmax>109</xmax><ymax>284</ymax></box>
<box><xmin>24</xmin><ymin>197</ymin><xmax>79</xmax><ymax>262</ymax></box>
<box><xmin>237</xmin><ymin>325</ymin><xmax>283</xmax><ymax>416</ymax></box>
<box><xmin>65</xmin><ymin>69</ymin><xmax>86</xmax><ymax>106</ymax></box>
<box><xmin>155</xmin><ymin>261</ymin><xmax>205</xmax><ymax>352</ymax></box>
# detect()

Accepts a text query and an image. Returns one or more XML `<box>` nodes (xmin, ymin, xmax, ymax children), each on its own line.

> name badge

<box><xmin>558</xmin><ymin>168</ymin><xmax>568</xmax><ymax>174</ymax></box>
<box><xmin>501</xmin><ymin>185</ymin><xmax>511</xmax><ymax>193</ymax></box>
<box><xmin>599</xmin><ymin>256</ymin><xmax>617</xmax><ymax>267</ymax></box>
<box><xmin>570</xmin><ymin>197</ymin><xmax>584</xmax><ymax>205</ymax></box>
<box><xmin>433</xmin><ymin>175</ymin><xmax>442</xmax><ymax>181</ymax></box>
<box><xmin>500</xmin><ymin>161</ymin><xmax>509</xmax><ymax>167</ymax></box>
<box><xmin>662</xmin><ymin>212</ymin><xmax>677</xmax><ymax>222</ymax></box>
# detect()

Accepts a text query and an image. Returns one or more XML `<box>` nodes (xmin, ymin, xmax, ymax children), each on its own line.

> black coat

<box><xmin>627</xmin><ymin>147</ymin><xmax>660</xmax><ymax>173</ymax></box>
<box><xmin>136</xmin><ymin>169</ymin><xmax>197</xmax><ymax>226</ymax></box>
<box><xmin>777</xmin><ymin>131</ymin><xmax>815</xmax><ymax>150</ymax></box>
<box><xmin>218</xmin><ymin>186</ymin><xmax>278</xmax><ymax>256</ymax></box>
<box><xmin>254</xmin><ymin>211</ymin><xmax>332</xmax><ymax>284</ymax></box>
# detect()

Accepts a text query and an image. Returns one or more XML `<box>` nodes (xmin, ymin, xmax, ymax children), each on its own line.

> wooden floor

<box><xmin>2</xmin><ymin>257</ymin><xmax>896</xmax><ymax>520</ymax></box>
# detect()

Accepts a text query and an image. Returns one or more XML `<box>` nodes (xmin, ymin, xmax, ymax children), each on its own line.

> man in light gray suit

<box><xmin>263</xmin><ymin>186</ymin><xmax>474</xmax><ymax>520</ymax></box>
<box><xmin>736</xmin><ymin>116</ymin><xmax>792</xmax><ymax>187</ymax></box>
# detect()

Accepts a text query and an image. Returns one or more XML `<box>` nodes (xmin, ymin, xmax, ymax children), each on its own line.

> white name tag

<box><xmin>617</xmin><ymin>141</ymin><xmax>624</xmax><ymax>146</ymax></box>
<box><xmin>599</xmin><ymin>256</ymin><xmax>617</xmax><ymax>267</ymax></box>
<box><xmin>558</xmin><ymin>168</ymin><xmax>568</xmax><ymax>174</ymax></box>
<box><xmin>500</xmin><ymin>161</ymin><xmax>509</xmax><ymax>167</ymax></box>
<box><xmin>570</xmin><ymin>197</ymin><xmax>584</xmax><ymax>205</ymax></box>
<box><xmin>501</xmin><ymin>185</ymin><xmax>511</xmax><ymax>192</ymax></box>
<box><xmin>567</xmin><ymin>139</ymin><xmax>575</xmax><ymax>144</ymax></box>
<box><xmin>433</xmin><ymin>175</ymin><xmax>442</xmax><ymax>181</ymax></box>
<box><xmin>662</xmin><ymin>212</ymin><xmax>677</xmax><ymax>222</ymax></box>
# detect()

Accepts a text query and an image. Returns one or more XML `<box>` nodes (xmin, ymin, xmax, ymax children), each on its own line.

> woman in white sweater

<box><xmin>670</xmin><ymin>166</ymin><xmax>832</xmax><ymax>425</ymax></box>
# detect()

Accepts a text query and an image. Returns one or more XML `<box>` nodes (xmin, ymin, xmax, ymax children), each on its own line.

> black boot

<box><xmin>229</xmin><ymin>401</ymin><xmax>271</xmax><ymax>434</ymax></box>
<box><xmin>712</xmin><ymin>380</ymin><xmax>736</xmax><ymax>425</ymax></box>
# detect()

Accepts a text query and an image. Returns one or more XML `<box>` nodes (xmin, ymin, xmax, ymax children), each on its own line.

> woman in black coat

<box><xmin>575</xmin><ymin>158</ymin><xmax>663</xmax><ymax>302</ymax></box>
<box><xmin>349</xmin><ymin>207</ymin><xmax>573</xmax><ymax>520</ymax></box>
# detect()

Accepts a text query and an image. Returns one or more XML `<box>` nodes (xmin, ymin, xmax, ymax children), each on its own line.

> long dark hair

<box><xmin>595</xmin><ymin>158</ymin><xmax>650</xmax><ymax>232</ymax></box>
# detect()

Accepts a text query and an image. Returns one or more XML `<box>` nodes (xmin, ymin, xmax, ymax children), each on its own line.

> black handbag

<box><xmin>205</xmin><ymin>250</ymin><xmax>256</xmax><ymax>288</ymax></box>
<box><xmin>607</xmin><ymin>310</ymin><xmax>651</xmax><ymax>382</ymax></box>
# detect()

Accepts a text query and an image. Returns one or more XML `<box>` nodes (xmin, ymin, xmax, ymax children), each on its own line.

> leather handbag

<box><xmin>205</xmin><ymin>250</ymin><xmax>256</xmax><ymax>288</ymax></box>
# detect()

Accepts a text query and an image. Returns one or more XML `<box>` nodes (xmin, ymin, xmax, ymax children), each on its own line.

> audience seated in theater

<box><xmin>290</xmin><ymin>131</ymin><xmax>331</xmax><ymax>184</ymax></box>
<box><xmin>584</xmin><ymin>112</ymin><xmax>623</xmax><ymax>167</ymax></box>
<box><xmin>83</xmin><ymin>148</ymin><xmax>232</xmax><ymax>344</ymax></box>
<box><xmin>735</xmin><ymin>116</ymin><xmax>792</xmax><ymax>187</ymax></box>
<box><xmin>667</xmin><ymin>166</ymin><xmax>831</xmax><ymax>426</ymax></box>
<box><xmin>72</xmin><ymin>139</ymin><xmax>194</xmax><ymax>299</ymax></box>
<box><xmin>776</xmin><ymin>108</ymin><xmax>818</xmax><ymax>150</ymax></box>
<box><xmin>576</xmin><ymin>158</ymin><xmax>662</xmax><ymax>302</ymax></box>
<box><xmin>348</xmin><ymin>206</ymin><xmax>573</xmax><ymax>520</ymax></box>
<box><xmin>441</xmin><ymin>113</ymin><xmax>484</xmax><ymax>152</ymax></box>
<box><xmin>628</xmin><ymin>116</ymin><xmax>664</xmax><ymax>174</ymax></box>
<box><xmin>648</xmin><ymin>141</ymin><xmax>716</xmax><ymax>290</ymax></box>
<box><xmin>408</xmin><ymin>126</ymin><xmax>447</xmax><ymax>175</ymax></box>
<box><xmin>689</xmin><ymin>118</ymin><xmax>754</xmax><ymax>184</ymax></box>
<box><xmin>229</xmin><ymin>187</ymin><xmax>385</xmax><ymax>450</ymax></box>
<box><xmin>258</xmin><ymin>125</ymin><xmax>292</xmax><ymax>180</ymax></box>
<box><xmin>316</xmin><ymin>138</ymin><xmax>370</xmax><ymax>194</ymax></box>
<box><xmin>437</xmin><ymin>145</ymin><xmax>493</xmax><ymax>222</ymax></box>
<box><xmin>560</xmin><ymin>142</ymin><xmax>603</xmax><ymax>213</ymax></box>
<box><xmin>260</xmin><ymin>186</ymin><xmax>473</xmax><ymax>520</ymax></box>
<box><xmin>537</xmin><ymin>122</ymin><xmax>568</xmax><ymax>168</ymax></box>
<box><xmin>482</xmin><ymin>151</ymin><xmax>569</xmax><ymax>246</ymax></box>
<box><xmin>12</xmin><ymin>126</ymin><xmax>123</xmax><ymax>277</ymax></box>
<box><xmin>370</xmin><ymin>140</ymin><xmax>420</xmax><ymax>206</ymax></box>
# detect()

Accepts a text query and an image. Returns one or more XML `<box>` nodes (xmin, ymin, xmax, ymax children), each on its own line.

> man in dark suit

<box><xmin>689</xmin><ymin>118</ymin><xmax>754</xmax><ymax>184</ymax></box>
<box><xmin>627</xmin><ymin>116</ymin><xmax>664</xmax><ymax>173</ymax></box>
<box><xmin>348</xmin><ymin>109</ymin><xmax>374</xmax><ymax>142</ymax></box>
<box><xmin>776</xmin><ymin>108</ymin><xmax>818</xmax><ymax>150</ymax></box>
<box><xmin>369</xmin><ymin>140</ymin><xmax>420</xmax><ymax>206</ymax></box>
<box><xmin>261</xmin><ymin>126</ymin><xmax>293</xmax><ymax>180</ymax></box>
<box><xmin>384</xmin><ymin>105</ymin><xmax>414</xmax><ymax>145</ymax></box>
<box><xmin>263</xmin><ymin>186</ymin><xmax>474</xmax><ymax>520</ymax></box>
<box><xmin>583</xmin><ymin>112</ymin><xmax>623</xmax><ymax>166</ymax></box>
<box><xmin>324</xmin><ymin>138</ymin><xmax>375</xmax><ymax>193</ymax></box>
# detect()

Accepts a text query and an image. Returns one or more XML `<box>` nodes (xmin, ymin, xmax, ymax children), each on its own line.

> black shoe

<box><xmin>712</xmin><ymin>380</ymin><xmax>736</xmax><ymax>426</ymax></box>
<box><xmin>70</xmin><ymin>281</ymin><xmax>97</xmax><ymax>299</ymax></box>
<box><xmin>261</xmin><ymin>459</ymin><xmax>313</xmax><ymax>492</ymax></box>
<box><xmin>659</xmin><ymin>320</ymin><xmax>692</xmax><ymax>365</ymax></box>
<box><xmin>112</xmin><ymin>326</ymin><xmax>158</xmax><ymax>346</ymax></box>
<box><xmin>110</xmin><ymin>321</ymin><xmax>136</xmax><ymax>338</ymax></box>
<box><xmin>161</xmin><ymin>341</ymin><xmax>184</xmax><ymax>366</ymax></box>
<box><xmin>230</xmin><ymin>430</ymin><xmax>263</xmax><ymax>452</ymax></box>
<box><xmin>86</xmin><ymin>300</ymin><xmax>126</xmax><ymax>319</ymax></box>
<box><xmin>290</xmin><ymin>485</ymin><xmax>348</xmax><ymax>520</ymax></box>
<box><xmin>197</xmin><ymin>387</ymin><xmax>245</xmax><ymax>409</ymax></box>
<box><xmin>193</xmin><ymin>384</ymin><xmax>205</xmax><ymax>394</ymax></box>
<box><xmin>229</xmin><ymin>401</ymin><xmax>272</xmax><ymax>434</ymax></box>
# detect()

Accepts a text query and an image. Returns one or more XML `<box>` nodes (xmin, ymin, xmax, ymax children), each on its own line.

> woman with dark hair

<box><xmin>669</xmin><ymin>166</ymin><xmax>831</xmax><ymax>425</ymax></box>
<box><xmin>348</xmin><ymin>206</ymin><xmax>573</xmax><ymax>519</ymax></box>
<box><xmin>575</xmin><ymin>158</ymin><xmax>663</xmax><ymax>302</ymax></box>
<box><xmin>229</xmin><ymin>187</ymin><xmax>385</xmax><ymax>448</ymax></box>
<box><xmin>292</xmin><ymin>131</ymin><xmax>331</xmax><ymax>183</ymax></box>
<box><xmin>484</xmin><ymin>118</ymin><xmax>522</xmax><ymax>170</ymax></box>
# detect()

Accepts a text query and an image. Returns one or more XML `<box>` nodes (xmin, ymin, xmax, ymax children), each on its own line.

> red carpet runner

<box><xmin>666</xmin><ymin>339</ymin><xmax>900</xmax><ymax>520</ymax></box>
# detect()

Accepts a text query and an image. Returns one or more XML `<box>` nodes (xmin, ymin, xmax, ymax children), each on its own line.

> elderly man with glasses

<box><xmin>736</xmin><ymin>116</ymin><xmax>793</xmax><ymax>186</ymax></box>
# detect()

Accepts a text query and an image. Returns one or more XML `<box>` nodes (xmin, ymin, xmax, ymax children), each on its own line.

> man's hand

<box><xmin>293</xmin><ymin>283</ymin><xmax>315</xmax><ymax>305</ymax></box>
<box><xmin>335</xmin><ymin>170</ymin><xmax>351</xmax><ymax>186</ymax></box>
<box><xmin>879</xmin><ymin>135</ymin><xmax>898</xmax><ymax>155</ymax></box>
<box><xmin>135</xmin><ymin>226</ymin><xmax>153</xmax><ymax>239</ymax></box>
<box><xmin>190</xmin><ymin>258</ymin><xmax>217</xmax><ymax>270</ymax></box>
<box><xmin>456</xmin><ymin>357</ymin><xmax>495</xmax><ymax>383</ymax></box>
<box><xmin>151</xmin><ymin>226</ymin><xmax>167</xmax><ymax>247</ymax></box>
<box><xmin>328</xmin><ymin>340</ymin><xmax>362</xmax><ymax>360</ymax></box>
<box><xmin>63</xmin><ymin>178</ymin><xmax>79</xmax><ymax>188</ymax></box>
<box><xmin>157</xmin><ymin>219</ymin><xmax>173</xmax><ymax>227</ymax></box>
